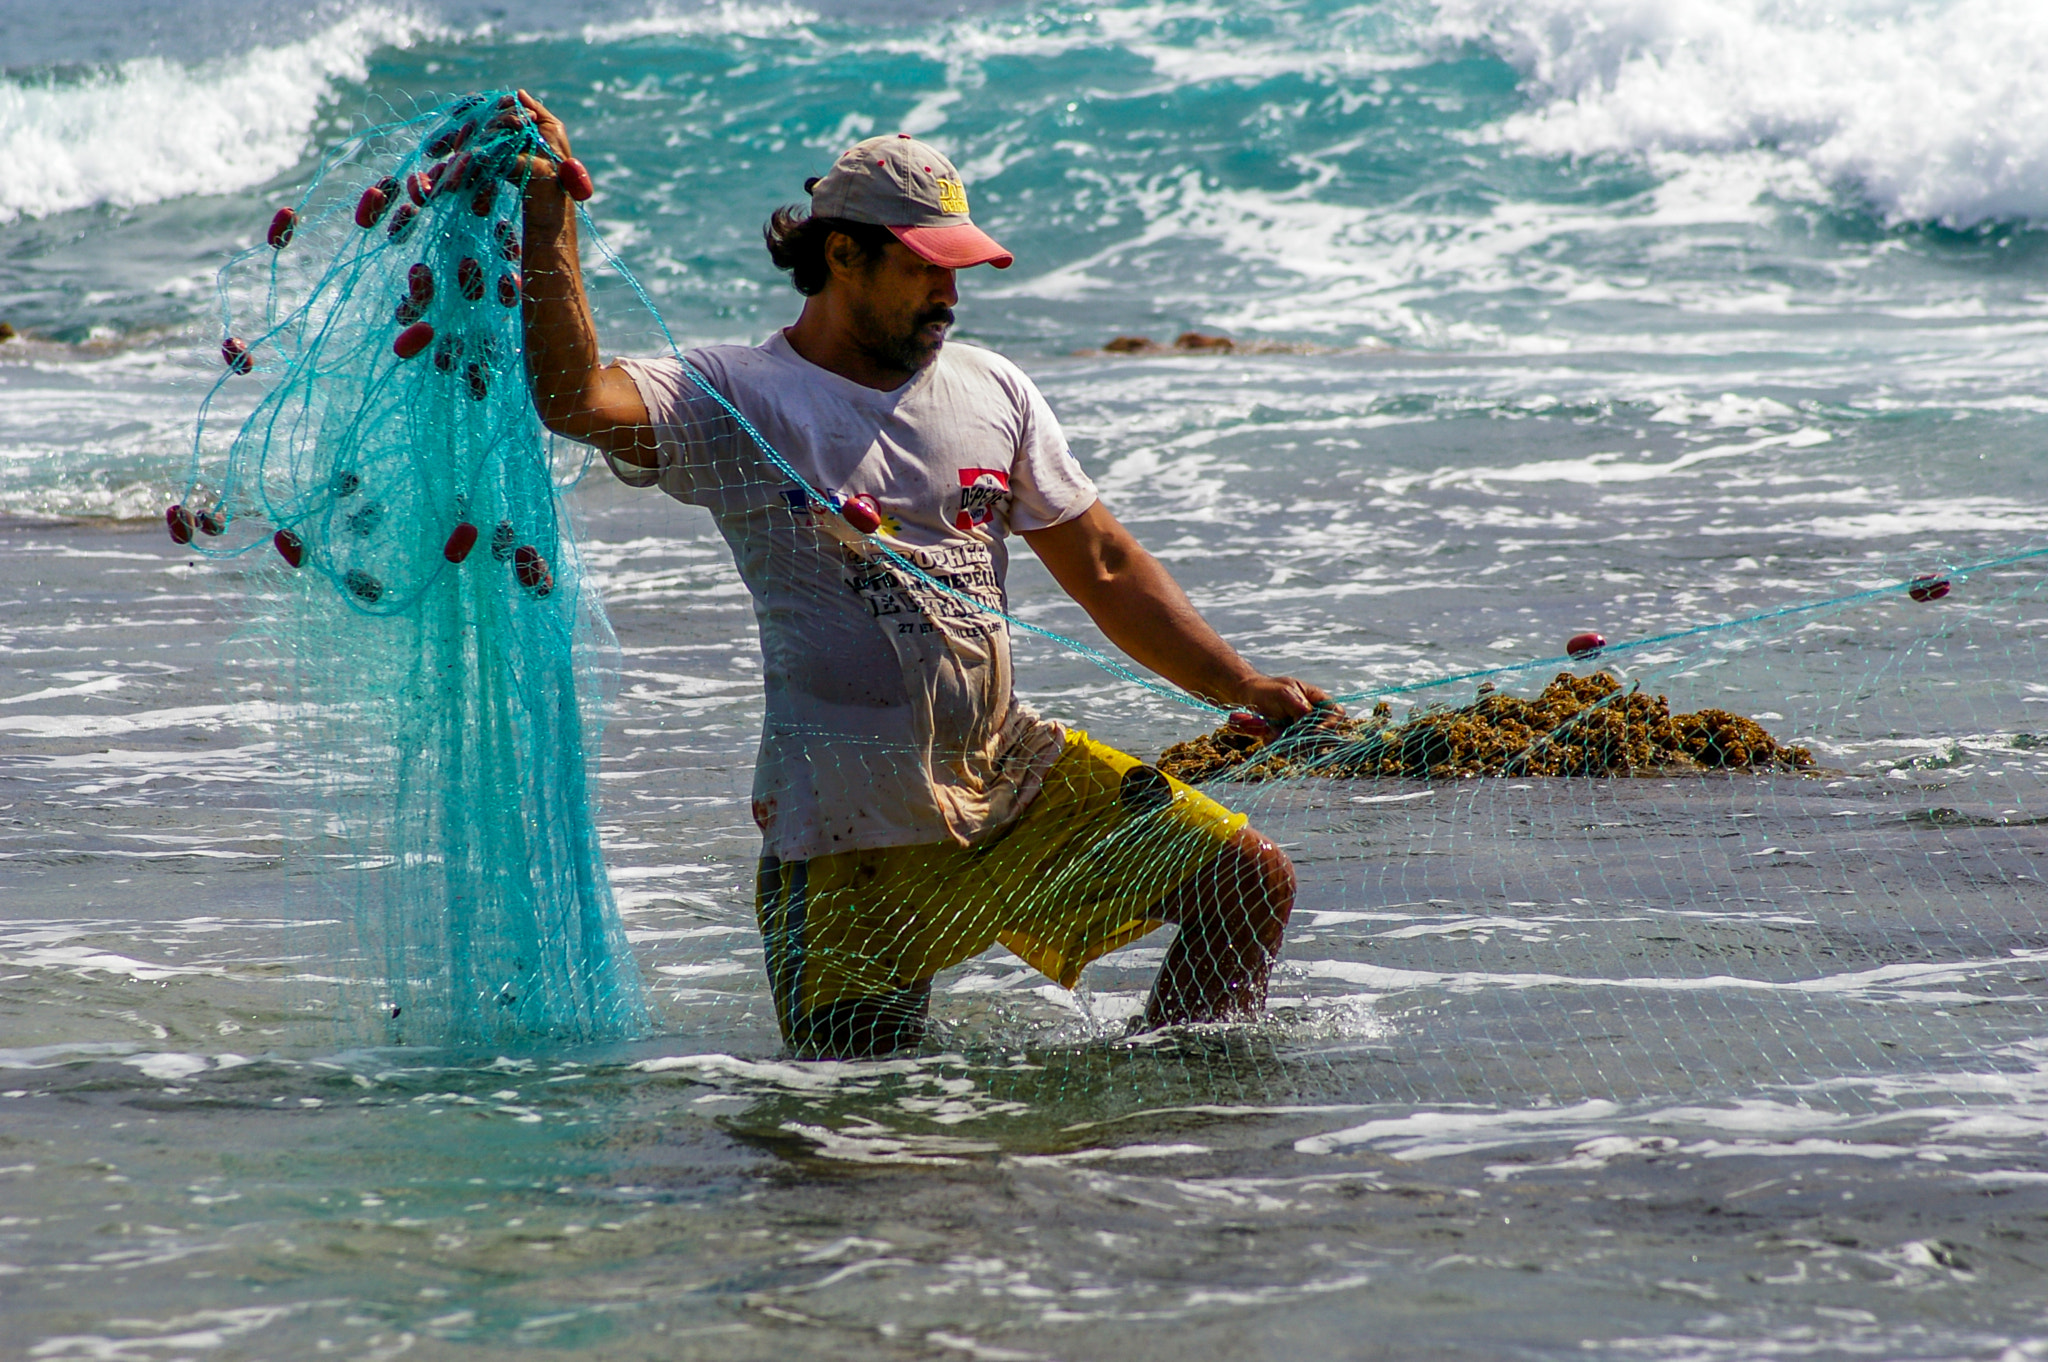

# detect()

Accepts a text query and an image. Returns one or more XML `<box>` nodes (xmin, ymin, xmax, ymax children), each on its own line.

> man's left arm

<box><xmin>1020</xmin><ymin>501</ymin><xmax>1330</xmax><ymax>725</ymax></box>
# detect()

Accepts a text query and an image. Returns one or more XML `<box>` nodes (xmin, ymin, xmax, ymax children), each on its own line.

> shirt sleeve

<box><xmin>1003</xmin><ymin>368</ymin><xmax>1098</xmax><ymax>533</ymax></box>
<box><xmin>605</xmin><ymin>354</ymin><xmax>743</xmax><ymax>505</ymax></box>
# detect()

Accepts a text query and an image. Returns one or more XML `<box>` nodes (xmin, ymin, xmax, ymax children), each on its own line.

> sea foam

<box><xmin>0</xmin><ymin>7</ymin><xmax>423</xmax><ymax>224</ymax></box>
<box><xmin>1436</xmin><ymin>0</ymin><xmax>2048</xmax><ymax>227</ymax></box>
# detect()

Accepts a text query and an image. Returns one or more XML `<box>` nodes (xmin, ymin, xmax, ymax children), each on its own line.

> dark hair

<box><xmin>763</xmin><ymin>206</ymin><xmax>896</xmax><ymax>296</ymax></box>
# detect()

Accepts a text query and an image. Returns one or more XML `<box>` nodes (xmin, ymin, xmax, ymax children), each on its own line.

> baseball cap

<box><xmin>805</xmin><ymin>133</ymin><xmax>1013</xmax><ymax>269</ymax></box>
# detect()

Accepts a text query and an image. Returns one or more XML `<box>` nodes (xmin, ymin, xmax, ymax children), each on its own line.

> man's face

<box><xmin>836</xmin><ymin>237</ymin><xmax>959</xmax><ymax>375</ymax></box>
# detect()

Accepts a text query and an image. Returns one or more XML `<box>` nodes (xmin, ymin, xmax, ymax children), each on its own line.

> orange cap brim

<box><xmin>890</xmin><ymin>222</ymin><xmax>1014</xmax><ymax>269</ymax></box>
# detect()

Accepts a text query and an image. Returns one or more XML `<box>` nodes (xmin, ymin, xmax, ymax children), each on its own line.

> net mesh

<box><xmin>178</xmin><ymin>94</ymin><xmax>2048</xmax><ymax>1114</ymax></box>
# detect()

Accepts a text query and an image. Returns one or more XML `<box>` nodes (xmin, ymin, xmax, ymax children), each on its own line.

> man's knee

<box><xmin>1223</xmin><ymin>825</ymin><xmax>1296</xmax><ymax>920</ymax></box>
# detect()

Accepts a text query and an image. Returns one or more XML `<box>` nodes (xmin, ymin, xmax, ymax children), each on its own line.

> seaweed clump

<box><xmin>1159</xmin><ymin>672</ymin><xmax>1815</xmax><ymax>783</ymax></box>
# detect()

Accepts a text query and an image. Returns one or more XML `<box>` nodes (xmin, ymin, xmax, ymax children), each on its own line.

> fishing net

<box><xmin>181</xmin><ymin>95</ymin><xmax>646</xmax><ymax>1045</ymax></box>
<box><xmin>177</xmin><ymin>94</ymin><xmax>2048</xmax><ymax>1117</ymax></box>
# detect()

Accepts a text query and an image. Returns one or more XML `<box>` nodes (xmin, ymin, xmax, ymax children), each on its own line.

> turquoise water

<box><xmin>6</xmin><ymin>1</ymin><xmax>2048</xmax><ymax>1357</ymax></box>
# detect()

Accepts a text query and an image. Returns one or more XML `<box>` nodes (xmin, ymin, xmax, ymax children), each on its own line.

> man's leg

<box><xmin>788</xmin><ymin>980</ymin><xmax>932</xmax><ymax>1060</ymax></box>
<box><xmin>1140</xmin><ymin>824</ymin><xmax>1295</xmax><ymax>1027</ymax></box>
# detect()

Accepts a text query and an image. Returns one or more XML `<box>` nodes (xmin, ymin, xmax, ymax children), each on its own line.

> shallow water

<box><xmin>7</xmin><ymin>0</ymin><xmax>2048</xmax><ymax>1357</ymax></box>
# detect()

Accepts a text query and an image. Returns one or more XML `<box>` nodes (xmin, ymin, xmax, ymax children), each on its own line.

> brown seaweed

<box><xmin>1158</xmin><ymin>671</ymin><xmax>1814</xmax><ymax>783</ymax></box>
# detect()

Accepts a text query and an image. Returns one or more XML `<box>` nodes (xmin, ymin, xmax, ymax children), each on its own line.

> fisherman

<box><xmin>508</xmin><ymin>92</ymin><xmax>1330</xmax><ymax>1058</ymax></box>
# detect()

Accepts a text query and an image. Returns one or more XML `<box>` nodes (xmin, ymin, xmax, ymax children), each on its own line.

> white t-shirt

<box><xmin>609</xmin><ymin>331</ymin><xmax>1100</xmax><ymax>863</ymax></box>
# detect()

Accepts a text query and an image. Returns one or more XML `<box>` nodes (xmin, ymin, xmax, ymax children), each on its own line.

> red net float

<box><xmin>442</xmin><ymin>151</ymin><xmax>473</xmax><ymax>192</ymax></box>
<box><xmin>267</xmin><ymin>207</ymin><xmax>296</xmax><ymax>249</ymax></box>
<box><xmin>220</xmin><ymin>336</ymin><xmax>253</xmax><ymax>373</ymax></box>
<box><xmin>494</xmin><ymin>219</ymin><xmax>520</xmax><ymax>261</ymax></box>
<box><xmin>497</xmin><ymin>270</ymin><xmax>520</xmax><ymax>306</ymax></box>
<box><xmin>840</xmin><ymin>493</ymin><xmax>882</xmax><ymax>534</ymax></box>
<box><xmin>405</xmin><ymin>170</ymin><xmax>431</xmax><ymax>206</ymax></box>
<box><xmin>332</xmin><ymin>469</ymin><xmax>360</xmax><ymax>498</ymax></box>
<box><xmin>443</xmin><ymin>522</ymin><xmax>479</xmax><ymax>563</ymax></box>
<box><xmin>271</xmin><ymin>529</ymin><xmax>303</xmax><ymax>567</ymax></box>
<box><xmin>469</xmin><ymin>181</ymin><xmax>497</xmax><ymax>216</ymax></box>
<box><xmin>1566</xmin><ymin>631</ymin><xmax>1607</xmax><ymax>658</ymax></box>
<box><xmin>408</xmin><ymin>263</ymin><xmax>435</xmax><ymax>304</ymax></box>
<box><xmin>393</xmin><ymin>322</ymin><xmax>435</xmax><ymax>360</ymax></box>
<box><xmin>432</xmin><ymin>331</ymin><xmax>463</xmax><ymax>371</ymax></box>
<box><xmin>165</xmin><ymin>504</ymin><xmax>195</xmax><ymax>544</ymax></box>
<box><xmin>354</xmin><ymin>178</ymin><xmax>396</xmax><ymax>228</ymax></box>
<box><xmin>386</xmin><ymin>203</ymin><xmax>418</xmax><ymax>240</ymax></box>
<box><xmin>514</xmin><ymin>544</ymin><xmax>551</xmax><ymax>593</ymax></box>
<box><xmin>1909</xmin><ymin>574</ymin><xmax>1951</xmax><ymax>602</ymax></box>
<box><xmin>463</xmin><ymin>360</ymin><xmax>490</xmax><ymax>400</ymax></box>
<box><xmin>1226</xmin><ymin>711</ymin><xmax>1276</xmax><ymax>739</ymax></box>
<box><xmin>195</xmin><ymin>509</ymin><xmax>225</xmax><ymax>536</ymax></box>
<box><xmin>394</xmin><ymin>297</ymin><xmax>424</xmax><ymax>325</ymax></box>
<box><xmin>343</xmin><ymin>569</ymin><xmax>384</xmax><ymax>603</ymax></box>
<box><xmin>491</xmin><ymin>521</ymin><xmax>517</xmax><ymax>560</ymax></box>
<box><xmin>556</xmin><ymin>156</ymin><xmax>594</xmax><ymax>201</ymax></box>
<box><xmin>456</xmin><ymin>257</ymin><xmax>485</xmax><ymax>301</ymax></box>
<box><xmin>426</xmin><ymin>120</ymin><xmax>474</xmax><ymax>158</ymax></box>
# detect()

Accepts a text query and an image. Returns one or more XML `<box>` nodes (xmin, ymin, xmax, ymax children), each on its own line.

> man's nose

<box><xmin>933</xmin><ymin>269</ymin><xmax>958</xmax><ymax>307</ymax></box>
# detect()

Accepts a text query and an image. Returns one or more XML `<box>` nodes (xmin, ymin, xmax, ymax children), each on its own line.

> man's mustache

<box><xmin>916</xmin><ymin>305</ymin><xmax>956</xmax><ymax>330</ymax></box>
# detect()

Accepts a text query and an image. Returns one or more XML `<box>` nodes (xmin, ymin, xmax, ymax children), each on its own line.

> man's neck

<box><xmin>783</xmin><ymin>299</ymin><xmax>918</xmax><ymax>392</ymax></box>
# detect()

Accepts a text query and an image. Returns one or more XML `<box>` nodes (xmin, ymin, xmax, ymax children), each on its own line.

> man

<box><xmin>508</xmin><ymin>92</ymin><xmax>1329</xmax><ymax>1058</ymax></box>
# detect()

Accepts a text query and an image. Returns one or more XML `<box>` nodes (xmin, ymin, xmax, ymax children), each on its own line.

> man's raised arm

<box><xmin>508</xmin><ymin>91</ymin><xmax>658</xmax><ymax>469</ymax></box>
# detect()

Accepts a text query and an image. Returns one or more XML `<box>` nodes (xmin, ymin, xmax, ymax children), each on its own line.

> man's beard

<box><xmin>855</xmin><ymin>300</ymin><xmax>954</xmax><ymax>374</ymax></box>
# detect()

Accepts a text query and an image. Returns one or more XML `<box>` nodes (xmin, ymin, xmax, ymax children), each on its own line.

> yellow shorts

<box><xmin>755</xmin><ymin>730</ymin><xmax>1247</xmax><ymax>1043</ymax></box>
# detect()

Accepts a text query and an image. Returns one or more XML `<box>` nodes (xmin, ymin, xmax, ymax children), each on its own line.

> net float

<box><xmin>332</xmin><ymin>469</ymin><xmax>360</xmax><ymax>498</ymax></box>
<box><xmin>386</xmin><ymin>203</ymin><xmax>418</xmax><ymax>240</ymax></box>
<box><xmin>491</xmin><ymin>520</ymin><xmax>517</xmax><ymax>560</ymax></box>
<box><xmin>514</xmin><ymin>544</ymin><xmax>550</xmax><ymax>592</ymax></box>
<box><xmin>426</xmin><ymin>120</ymin><xmax>474</xmax><ymax>159</ymax></box>
<box><xmin>469</xmin><ymin>181</ymin><xmax>497</xmax><ymax>217</ymax></box>
<box><xmin>1566</xmin><ymin>631</ymin><xmax>1606</xmax><ymax>658</ymax></box>
<box><xmin>343</xmin><ymin>568</ymin><xmax>384</xmax><ymax>603</ymax></box>
<box><xmin>393</xmin><ymin>322</ymin><xmax>435</xmax><ymax>360</ymax></box>
<box><xmin>556</xmin><ymin>156</ymin><xmax>594</xmax><ymax>201</ymax></box>
<box><xmin>464</xmin><ymin>360</ymin><xmax>489</xmax><ymax>400</ymax></box>
<box><xmin>443</xmin><ymin>522</ymin><xmax>479</xmax><ymax>563</ymax></box>
<box><xmin>394</xmin><ymin>297</ymin><xmax>424</xmax><ymax>325</ymax></box>
<box><xmin>408</xmin><ymin>263</ymin><xmax>435</xmax><ymax>304</ymax></box>
<box><xmin>494</xmin><ymin>219</ymin><xmax>520</xmax><ymax>261</ymax></box>
<box><xmin>405</xmin><ymin>170</ymin><xmax>432</xmax><ymax>206</ymax></box>
<box><xmin>1226</xmin><ymin>712</ymin><xmax>1276</xmax><ymax>739</ymax></box>
<box><xmin>196</xmin><ymin>509</ymin><xmax>225</xmax><ymax>536</ymax></box>
<box><xmin>355</xmin><ymin>178</ymin><xmax>396</xmax><ymax>228</ymax></box>
<box><xmin>497</xmin><ymin>270</ymin><xmax>520</xmax><ymax>306</ymax></box>
<box><xmin>441</xmin><ymin>150</ymin><xmax>474</xmax><ymax>192</ymax></box>
<box><xmin>165</xmin><ymin>504</ymin><xmax>195</xmax><ymax>544</ymax></box>
<box><xmin>839</xmin><ymin>493</ymin><xmax>882</xmax><ymax>534</ymax></box>
<box><xmin>432</xmin><ymin>332</ymin><xmax>463</xmax><ymax>372</ymax></box>
<box><xmin>273</xmin><ymin>528</ymin><xmax>303</xmax><ymax>567</ymax></box>
<box><xmin>220</xmin><ymin>336</ymin><xmax>253</xmax><ymax>373</ymax></box>
<box><xmin>1908</xmin><ymin>574</ymin><xmax>1950</xmax><ymax>602</ymax></box>
<box><xmin>267</xmin><ymin>207</ymin><xmax>296</xmax><ymax>249</ymax></box>
<box><xmin>457</xmin><ymin>257</ymin><xmax>485</xmax><ymax>301</ymax></box>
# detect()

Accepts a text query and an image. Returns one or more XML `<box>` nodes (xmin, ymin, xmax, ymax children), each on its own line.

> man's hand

<box><xmin>1231</xmin><ymin>673</ymin><xmax>1332</xmax><ymax>727</ymax></box>
<box><xmin>494</xmin><ymin>91</ymin><xmax>573</xmax><ymax>190</ymax></box>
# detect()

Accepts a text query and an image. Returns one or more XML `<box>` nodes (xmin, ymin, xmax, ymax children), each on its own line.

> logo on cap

<box><xmin>936</xmin><ymin>179</ymin><xmax>968</xmax><ymax>215</ymax></box>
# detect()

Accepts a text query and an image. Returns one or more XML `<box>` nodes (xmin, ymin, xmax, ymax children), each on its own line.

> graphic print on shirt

<box><xmin>843</xmin><ymin>541</ymin><xmax>1006</xmax><ymax>639</ymax></box>
<box><xmin>955</xmin><ymin>468</ymin><xmax>1011</xmax><ymax>532</ymax></box>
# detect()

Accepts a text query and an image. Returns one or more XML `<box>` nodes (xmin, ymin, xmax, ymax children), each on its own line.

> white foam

<box><xmin>1436</xmin><ymin>0</ymin><xmax>2048</xmax><ymax>226</ymax></box>
<box><xmin>0</xmin><ymin>8</ymin><xmax>424</xmax><ymax>223</ymax></box>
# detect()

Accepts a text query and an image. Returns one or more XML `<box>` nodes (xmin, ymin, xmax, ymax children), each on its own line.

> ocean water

<box><xmin>6</xmin><ymin>1</ymin><xmax>2048</xmax><ymax>1357</ymax></box>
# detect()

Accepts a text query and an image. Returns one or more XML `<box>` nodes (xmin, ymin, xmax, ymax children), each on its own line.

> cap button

<box><xmin>897</xmin><ymin>132</ymin><xmax>911</xmax><ymax>138</ymax></box>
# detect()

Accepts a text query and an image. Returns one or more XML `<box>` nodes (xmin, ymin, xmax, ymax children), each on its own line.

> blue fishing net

<box><xmin>181</xmin><ymin>94</ymin><xmax>646</xmax><ymax>1045</ymax></box>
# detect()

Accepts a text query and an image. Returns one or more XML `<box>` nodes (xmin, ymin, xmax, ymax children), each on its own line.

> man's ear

<box><xmin>824</xmin><ymin>230</ymin><xmax>868</xmax><ymax>284</ymax></box>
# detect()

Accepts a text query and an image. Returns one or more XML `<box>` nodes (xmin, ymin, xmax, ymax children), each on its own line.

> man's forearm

<box><xmin>520</xmin><ymin>186</ymin><xmax>603</xmax><ymax>437</ymax></box>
